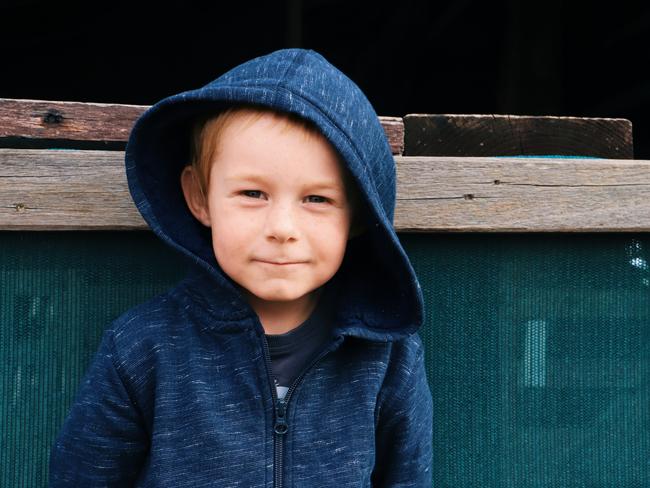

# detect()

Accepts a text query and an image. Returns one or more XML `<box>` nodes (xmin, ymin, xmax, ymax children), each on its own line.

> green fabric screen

<box><xmin>1</xmin><ymin>231</ymin><xmax>648</xmax><ymax>487</ymax></box>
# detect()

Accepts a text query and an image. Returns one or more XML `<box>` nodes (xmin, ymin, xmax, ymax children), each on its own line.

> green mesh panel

<box><xmin>1</xmin><ymin>231</ymin><xmax>648</xmax><ymax>487</ymax></box>
<box><xmin>1</xmin><ymin>231</ymin><xmax>188</xmax><ymax>487</ymax></box>
<box><xmin>405</xmin><ymin>232</ymin><xmax>649</xmax><ymax>488</ymax></box>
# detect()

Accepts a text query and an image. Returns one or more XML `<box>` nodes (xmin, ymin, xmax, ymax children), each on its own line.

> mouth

<box><xmin>256</xmin><ymin>260</ymin><xmax>305</xmax><ymax>266</ymax></box>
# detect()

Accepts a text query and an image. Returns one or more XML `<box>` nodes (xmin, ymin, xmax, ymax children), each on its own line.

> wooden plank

<box><xmin>2</xmin><ymin>149</ymin><xmax>650</xmax><ymax>232</ymax></box>
<box><xmin>395</xmin><ymin>156</ymin><xmax>650</xmax><ymax>231</ymax></box>
<box><xmin>0</xmin><ymin>149</ymin><xmax>141</xmax><ymax>230</ymax></box>
<box><xmin>0</xmin><ymin>99</ymin><xmax>143</xmax><ymax>143</ymax></box>
<box><xmin>403</xmin><ymin>114</ymin><xmax>634</xmax><ymax>159</ymax></box>
<box><xmin>379</xmin><ymin>116</ymin><xmax>404</xmax><ymax>155</ymax></box>
<box><xmin>0</xmin><ymin>98</ymin><xmax>404</xmax><ymax>155</ymax></box>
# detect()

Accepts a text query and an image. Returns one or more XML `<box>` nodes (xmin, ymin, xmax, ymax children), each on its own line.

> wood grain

<box><xmin>394</xmin><ymin>155</ymin><xmax>650</xmax><ymax>231</ymax></box>
<box><xmin>0</xmin><ymin>149</ymin><xmax>140</xmax><ymax>230</ymax></box>
<box><xmin>0</xmin><ymin>99</ymin><xmax>404</xmax><ymax>155</ymax></box>
<box><xmin>2</xmin><ymin>149</ymin><xmax>649</xmax><ymax>232</ymax></box>
<box><xmin>0</xmin><ymin>99</ymin><xmax>143</xmax><ymax>142</ymax></box>
<box><xmin>404</xmin><ymin>114</ymin><xmax>634</xmax><ymax>159</ymax></box>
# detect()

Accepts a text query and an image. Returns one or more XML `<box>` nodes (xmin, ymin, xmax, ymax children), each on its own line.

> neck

<box><xmin>245</xmin><ymin>288</ymin><xmax>323</xmax><ymax>335</ymax></box>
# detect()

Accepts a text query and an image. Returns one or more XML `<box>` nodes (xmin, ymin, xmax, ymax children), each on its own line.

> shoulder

<box><xmin>385</xmin><ymin>331</ymin><xmax>426</xmax><ymax>373</ymax></box>
<box><xmin>340</xmin><ymin>332</ymin><xmax>425</xmax><ymax>380</ymax></box>
<box><xmin>375</xmin><ymin>332</ymin><xmax>428</xmax><ymax>410</ymax></box>
<box><xmin>107</xmin><ymin>283</ymin><xmax>184</xmax><ymax>341</ymax></box>
<box><xmin>100</xmin><ymin>277</ymin><xmax>209</xmax><ymax>365</ymax></box>
<box><xmin>92</xmin><ymin>280</ymin><xmax>205</xmax><ymax>407</ymax></box>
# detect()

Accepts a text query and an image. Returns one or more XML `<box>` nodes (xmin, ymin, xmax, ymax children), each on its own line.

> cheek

<box><xmin>209</xmin><ymin>208</ymin><xmax>256</xmax><ymax>263</ymax></box>
<box><xmin>307</xmin><ymin>217</ymin><xmax>350</xmax><ymax>258</ymax></box>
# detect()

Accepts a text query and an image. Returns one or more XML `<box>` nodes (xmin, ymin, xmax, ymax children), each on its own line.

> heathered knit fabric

<box><xmin>49</xmin><ymin>48</ymin><xmax>433</xmax><ymax>487</ymax></box>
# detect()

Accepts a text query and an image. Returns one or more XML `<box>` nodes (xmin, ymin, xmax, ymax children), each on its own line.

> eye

<box><xmin>305</xmin><ymin>195</ymin><xmax>329</xmax><ymax>204</ymax></box>
<box><xmin>241</xmin><ymin>190</ymin><xmax>264</xmax><ymax>199</ymax></box>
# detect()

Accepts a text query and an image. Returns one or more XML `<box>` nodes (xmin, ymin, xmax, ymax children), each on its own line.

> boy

<box><xmin>49</xmin><ymin>48</ymin><xmax>433</xmax><ymax>487</ymax></box>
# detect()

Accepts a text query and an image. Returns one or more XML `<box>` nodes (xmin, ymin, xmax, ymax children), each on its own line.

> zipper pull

<box><xmin>274</xmin><ymin>398</ymin><xmax>288</xmax><ymax>435</ymax></box>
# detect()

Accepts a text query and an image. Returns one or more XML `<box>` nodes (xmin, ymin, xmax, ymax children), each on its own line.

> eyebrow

<box><xmin>226</xmin><ymin>174</ymin><xmax>343</xmax><ymax>191</ymax></box>
<box><xmin>225</xmin><ymin>174</ymin><xmax>266</xmax><ymax>184</ymax></box>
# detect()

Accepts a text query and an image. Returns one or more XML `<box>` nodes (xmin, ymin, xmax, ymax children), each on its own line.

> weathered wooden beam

<box><xmin>0</xmin><ymin>149</ymin><xmax>140</xmax><ymax>230</ymax></box>
<box><xmin>2</xmin><ymin>149</ymin><xmax>650</xmax><ymax>232</ymax></box>
<box><xmin>379</xmin><ymin>117</ymin><xmax>404</xmax><ymax>155</ymax></box>
<box><xmin>0</xmin><ymin>98</ymin><xmax>404</xmax><ymax>155</ymax></box>
<box><xmin>394</xmin><ymin>155</ymin><xmax>650</xmax><ymax>232</ymax></box>
<box><xmin>0</xmin><ymin>99</ymin><xmax>143</xmax><ymax>143</ymax></box>
<box><xmin>404</xmin><ymin>114</ymin><xmax>634</xmax><ymax>159</ymax></box>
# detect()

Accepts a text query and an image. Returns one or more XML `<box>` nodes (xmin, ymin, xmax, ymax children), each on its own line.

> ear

<box><xmin>180</xmin><ymin>165</ymin><xmax>211</xmax><ymax>227</ymax></box>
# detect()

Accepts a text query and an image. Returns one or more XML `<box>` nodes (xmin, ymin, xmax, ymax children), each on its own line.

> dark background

<box><xmin>2</xmin><ymin>0</ymin><xmax>649</xmax><ymax>157</ymax></box>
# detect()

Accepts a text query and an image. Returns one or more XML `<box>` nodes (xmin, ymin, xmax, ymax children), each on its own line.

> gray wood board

<box><xmin>2</xmin><ymin>149</ymin><xmax>649</xmax><ymax>231</ymax></box>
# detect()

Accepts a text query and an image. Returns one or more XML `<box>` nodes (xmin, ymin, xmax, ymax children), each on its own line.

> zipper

<box><xmin>261</xmin><ymin>332</ymin><xmax>344</xmax><ymax>488</ymax></box>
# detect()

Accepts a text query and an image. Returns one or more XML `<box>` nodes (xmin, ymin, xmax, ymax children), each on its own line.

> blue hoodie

<box><xmin>49</xmin><ymin>48</ymin><xmax>433</xmax><ymax>487</ymax></box>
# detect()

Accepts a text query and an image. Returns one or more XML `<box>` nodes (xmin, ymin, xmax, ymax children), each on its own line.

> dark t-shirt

<box><xmin>265</xmin><ymin>285</ymin><xmax>336</xmax><ymax>400</ymax></box>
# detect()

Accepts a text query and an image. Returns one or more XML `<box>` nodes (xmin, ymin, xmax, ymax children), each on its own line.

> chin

<box><xmin>247</xmin><ymin>287</ymin><xmax>306</xmax><ymax>303</ymax></box>
<box><xmin>262</xmin><ymin>291</ymin><xmax>305</xmax><ymax>302</ymax></box>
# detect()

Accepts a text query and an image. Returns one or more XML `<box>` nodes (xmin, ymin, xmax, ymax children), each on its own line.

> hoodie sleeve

<box><xmin>49</xmin><ymin>327</ymin><xmax>149</xmax><ymax>487</ymax></box>
<box><xmin>371</xmin><ymin>335</ymin><xmax>434</xmax><ymax>487</ymax></box>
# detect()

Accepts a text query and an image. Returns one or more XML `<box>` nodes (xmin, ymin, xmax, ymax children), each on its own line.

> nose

<box><xmin>264</xmin><ymin>200</ymin><xmax>298</xmax><ymax>242</ymax></box>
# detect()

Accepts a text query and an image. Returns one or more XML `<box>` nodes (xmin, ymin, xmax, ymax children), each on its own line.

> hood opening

<box><xmin>125</xmin><ymin>48</ymin><xmax>425</xmax><ymax>340</ymax></box>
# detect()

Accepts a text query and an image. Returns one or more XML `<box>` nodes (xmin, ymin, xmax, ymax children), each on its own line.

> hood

<box><xmin>125</xmin><ymin>48</ymin><xmax>424</xmax><ymax>341</ymax></box>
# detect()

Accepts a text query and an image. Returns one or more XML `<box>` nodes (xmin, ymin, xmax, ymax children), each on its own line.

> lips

<box><xmin>256</xmin><ymin>259</ymin><xmax>305</xmax><ymax>265</ymax></box>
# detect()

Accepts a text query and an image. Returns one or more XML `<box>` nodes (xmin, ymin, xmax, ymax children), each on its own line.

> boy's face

<box><xmin>182</xmin><ymin>111</ymin><xmax>353</xmax><ymax>317</ymax></box>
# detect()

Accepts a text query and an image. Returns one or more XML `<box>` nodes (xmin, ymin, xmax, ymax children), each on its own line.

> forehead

<box><xmin>213</xmin><ymin>111</ymin><xmax>347</xmax><ymax>182</ymax></box>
